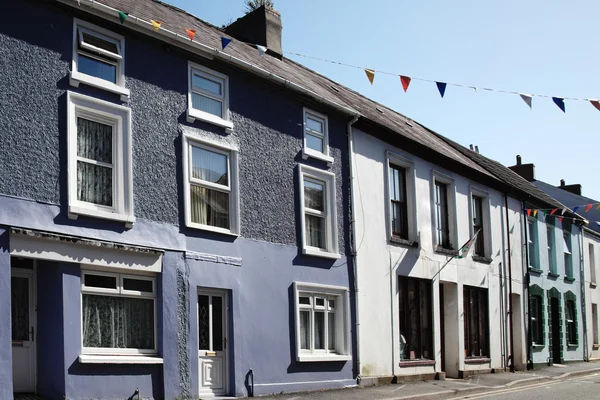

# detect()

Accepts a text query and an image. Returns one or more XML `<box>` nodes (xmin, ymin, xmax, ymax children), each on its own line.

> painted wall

<box><xmin>584</xmin><ymin>232</ymin><xmax>600</xmax><ymax>360</ymax></box>
<box><xmin>351</xmin><ymin>128</ymin><xmax>523</xmax><ymax>379</ymax></box>
<box><xmin>527</xmin><ymin>216</ymin><xmax>584</xmax><ymax>364</ymax></box>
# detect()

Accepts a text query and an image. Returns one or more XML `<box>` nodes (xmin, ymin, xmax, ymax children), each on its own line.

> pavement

<box><xmin>257</xmin><ymin>360</ymin><xmax>600</xmax><ymax>400</ymax></box>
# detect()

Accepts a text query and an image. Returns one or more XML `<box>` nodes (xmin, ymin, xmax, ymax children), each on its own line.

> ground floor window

<box><xmin>463</xmin><ymin>286</ymin><xmax>489</xmax><ymax>358</ymax></box>
<box><xmin>564</xmin><ymin>292</ymin><xmax>578</xmax><ymax>346</ymax></box>
<box><xmin>81</xmin><ymin>270</ymin><xmax>156</xmax><ymax>354</ymax></box>
<box><xmin>530</xmin><ymin>294</ymin><xmax>544</xmax><ymax>345</ymax></box>
<box><xmin>399</xmin><ymin>276</ymin><xmax>433</xmax><ymax>360</ymax></box>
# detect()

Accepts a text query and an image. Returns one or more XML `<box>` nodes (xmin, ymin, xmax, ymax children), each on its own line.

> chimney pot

<box><xmin>560</xmin><ymin>179</ymin><xmax>565</xmax><ymax>187</ymax></box>
<box><xmin>475</xmin><ymin>145</ymin><xmax>479</xmax><ymax>153</ymax></box>
<box><xmin>516</xmin><ymin>155</ymin><xmax>522</xmax><ymax>165</ymax></box>
<box><xmin>469</xmin><ymin>144</ymin><xmax>473</xmax><ymax>150</ymax></box>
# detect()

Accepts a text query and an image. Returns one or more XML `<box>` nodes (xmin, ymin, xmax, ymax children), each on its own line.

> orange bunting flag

<box><xmin>533</xmin><ymin>210</ymin><xmax>538</xmax><ymax>217</ymax></box>
<box><xmin>550</xmin><ymin>208</ymin><xmax>558</xmax><ymax>215</ymax></box>
<box><xmin>591</xmin><ymin>100</ymin><xmax>600</xmax><ymax>112</ymax></box>
<box><xmin>151</xmin><ymin>20</ymin><xmax>162</xmax><ymax>32</ymax></box>
<box><xmin>527</xmin><ymin>209</ymin><xmax>531</xmax><ymax>216</ymax></box>
<box><xmin>365</xmin><ymin>69</ymin><xmax>375</xmax><ymax>85</ymax></box>
<box><xmin>596</xmin><ymin>204</ymin><xmax>600</xmax><ymax>210</ymax></box>
<box><xmin>586</xmin><ymin>204</ymin><xmax>593</xmax><ymax>212</ymax></box>
<box><xmin>400</xmin><ymin>76</ymin><xmax>411</xmax><ymax>92</ymax></box>
<box><xmin>185</xmin><ymin>29</ymin><xmax>196</xmax><ymax>40</ymax></box>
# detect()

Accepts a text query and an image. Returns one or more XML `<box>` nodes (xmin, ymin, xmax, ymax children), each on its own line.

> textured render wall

<box><xmin>0</xmin><ymin>228</ymin><xmax>13</xmax><ymax>398</ymax></box>
<box><xmin>185</xmin><ymin>240</ymin><xmax>354</xmax><ymax>398</ymax></box>
<box><xmin>37</xmin><ymin>261</ymin><xmax>66</xmax><ymax>400</ymax></box>
<box><xmin>0</xmin><ymin>0</ymin><xmax>350</xmax><ymax>252</ymax></box>
<box><xmin>352</xmin><ymin>129</ymin><xmax>510</xmax><ymax>378</ymax></box>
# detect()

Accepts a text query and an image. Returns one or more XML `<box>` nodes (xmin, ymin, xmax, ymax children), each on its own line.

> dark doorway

<box><xmin>439</xmin><ymin>284</ymin><xmax>445</xmax><ymax>372</ymax></box>
<box><xmin>550</xmin><ymin>297</ymin><xmax>561</xmax><ymax>364</ymax></box>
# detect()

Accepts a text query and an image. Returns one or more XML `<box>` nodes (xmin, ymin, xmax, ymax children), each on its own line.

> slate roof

<box><xmin>70</xmin><ymin>0</ymin><xmax>575</xmax><ymax>213</ymax></box>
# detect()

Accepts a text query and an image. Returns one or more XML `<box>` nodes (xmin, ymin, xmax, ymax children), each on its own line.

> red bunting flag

<box><xmin>400</xmin><ymin>76</ymin><xmax>411</xmax><ymax>92</ymax></box>
<box><xmin>550</xmin><ymin>208</ymin><xmax>558</xmax><ymax>215</ymax></box>
<box><xmin>527</xmin><ymin>209</ymin><xmax>531</xmax><ymax>216</ymax></box>
<box><xmin>586</xmin><ymin>204</ymin><xmax>593</xmax><ymax>212</ymax></box>
<box><xmin>591</xmin><ymin>100</ymin><xmax>600</xmax><ymax>112</ymax></box>
<box><xmin>558</xmin><ymin>217</ymin><xmax>564</xmax><ymax>223</ymax></box>
<box><xmin>185</xmin><ymin>29</ymin><xmax>196</xmax><ymax>40</ymax></box>
<box><xmin>365</xmin><ymin>69</ymin><xmax>375</xmax><ymax>85</ymax></box>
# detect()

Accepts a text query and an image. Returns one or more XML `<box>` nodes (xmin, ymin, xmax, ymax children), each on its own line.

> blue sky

<box><xmin>170</xmin><ymin>0</ymin><xmax>600</xmax><ymax>201</ymax></box>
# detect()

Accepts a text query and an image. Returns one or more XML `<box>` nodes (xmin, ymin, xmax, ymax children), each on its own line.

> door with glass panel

<box><xmin>198</xmin><ymin>290</ymin><xmax>228</xmax><ymax>396</ymax></box>
<box><xmin>11</xmin><ymin>267</ymin><xmax>36</xmax><ymax>393</ymax></box>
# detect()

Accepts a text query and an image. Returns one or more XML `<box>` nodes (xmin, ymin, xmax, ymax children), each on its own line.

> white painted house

<box><xmin>584</xmin><ymin>229</ymin><xmax>600</xmax><ymax>360</ymax></box>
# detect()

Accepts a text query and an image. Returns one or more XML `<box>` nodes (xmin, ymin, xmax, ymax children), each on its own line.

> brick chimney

<box><xmin>508</xmin><ymin>155</ymin><xmax>535</xmax><ymax>182</ymax></box>
<box><xmin>558</xmin><ymin>179</ymin><xmax>582</xmax><ymax>196</ymax></box>
<box><xmin>225</xmin><ymin>5</ymin><xmax>283</xmax><ymax>59</ymax></box>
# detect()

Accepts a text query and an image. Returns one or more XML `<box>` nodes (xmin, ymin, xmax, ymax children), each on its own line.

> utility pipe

<box><xmin>522</xmin><ymin>201</ymin><xmax>533</xmax><ymax>370</ymax></box>
<box><xmin>346</xmin><ymin>114</ymin><xmax>361</xmax><ymax>382</ymax></box>
<box><xmin>504</xmin><ymin>195</ymin><xmax>516</xmax><ymax>372</ymax></box>
<box><xmin>578</xmin><ymin>226</ymin><xmax>589</xmax><ymax>361</ymax></box>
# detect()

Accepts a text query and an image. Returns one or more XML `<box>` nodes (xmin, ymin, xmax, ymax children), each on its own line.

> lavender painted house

<box><xmin>0</xmin><ymin>0</ymin><xmax>358</xmax><ymax>398</ymax></box>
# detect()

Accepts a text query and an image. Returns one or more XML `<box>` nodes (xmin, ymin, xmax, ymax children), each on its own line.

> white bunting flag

<box><xmin>257</xmin><ymin>45</ymin><xmax>267</xmax><ymax>56</ymax></box>
<box><xmin>520</xmin><ymin>93</ymin><xmax>533</xmax><ymax>108</ymax></box>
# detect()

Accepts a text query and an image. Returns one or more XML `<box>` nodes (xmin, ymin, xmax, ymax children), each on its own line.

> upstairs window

<box><xmin>302</xmin><ymin>109</ymin><xmax>332</xmax><ymax>164</ymax></box>
<box><xmin>389</xmin><ymin>165</ymin><xmax>408</xmax><ymax>240</ymax></box>
<box><xmin>187</xmin><ymin>63</ymin><xmax>233</xmax><ymax>129</ymax></box>
<box><xmin>527</xmin><ymin>217</ymin><xmax>540</xmax><ymax>270</ymax></box>
<box><xmin>547</xmin><ymin>224</ymin><xmax>557</xmax><ymax>274</ymax></box>
<box><xmin>471</xmin><ymin>195</ymin><xmax>485</xmax><ymax>257</ymax></box>
<box><xmin>590</xmin><ymin>244</ymin><xmax>597</xmax><ymax>284</ymax></box>
<box><xmin>434</xmin><ymin>180</ymin><xmax>452</xmax><ymax>250</ymax></box>
<box><xmin>563</xmin><ymin>232</ymin><xmax>573</xmax><ymax>279</ymax></box>
<box><xmin>71</xmin><ymin>19</ymin><xmax>129</xmax><ymax>99</ymax></box>
<box><xmin>183</xmin><ymin>135</ymin><xmax>240</xmax><ymax>235</ymax></box>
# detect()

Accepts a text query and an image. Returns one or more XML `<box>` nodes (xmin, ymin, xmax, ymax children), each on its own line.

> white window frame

<box><xmin>186</xmin><ymin>62</ymin><xmax>233</xmax><ymax>130</ymax></box>
<box><xmin>67</xmin><ymin>91</ymin><xmax>134</xmax><ymax>226</ymax></box>
<box><xmin>563</xmin><ymin>232</ymin><xmax>573</xmax><ymax>277</ymax></box>
<box><xmin>547</xmin><ymin>224</ymin><xmax>557</xmax><ymax>274</ymax></box>
<box><xmin>182</xmin><ymin>133</ymin><xmax>240</xmax><ymax>235</ymax></box>
<box><xmin>302</xmin><ymin>108</ymin><xmax>333</xmax><ymax>164</ymax></box>
<box><xmin>298</xmin><ymin>164</ymin><xmax>339</xmax><ymax>259</ymax></box>
<box><xmin>385</xmin><ymin>151</ymin><xmax>417</xmax><ymax>243</ymax></box>
<box><xmin>431</xmin><ymin>171</ymin><xmax>457</xmax><ymax>250</ymax></box>
<box><xmin>70</xmin><ymin>19</ymin><xmax>130</xmax><ymax>101</ymax></box>
<box><xmin>469</xmin><ymin>186</ymin><xmax>492</xmax><ymax>259</ymax></box>
<box><xmin>528</xmin><ymin>216</ymin><xmax>540</xmax><ymax>270</ymax></box>
<box><xmin>590</xmin><ymin>243</ymin><xmax>597</xmax><ymax>285</ymax></box>
<box><xmin>293</xmin><ymin>282</ymin><xmax>351</xmax><ymax>362</ymax></box>
<box><xmin>80</xmin><ymin>269</ymin><xmax>157</xmax><ymax>356</ymax></box>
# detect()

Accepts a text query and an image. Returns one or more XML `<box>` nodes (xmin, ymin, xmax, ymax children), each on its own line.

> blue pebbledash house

<box><xmin>0</xmin><ymin>0</ymin><xmax>361</xmax><ymax>398</ymax></box>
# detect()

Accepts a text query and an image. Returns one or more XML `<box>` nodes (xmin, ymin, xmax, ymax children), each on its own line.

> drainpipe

<box><xmin>578</xmin><ymin>226</ymin><xmax>589</xmax><ymax>361</ymax></box>
<box><xmin>505</xmin><ymin>194</ymin><xmax>516</xmax><ymax>372</ymax></box>
<box><xmin>522</xmin><ymin>201</ymin><xmax>533</xmax><ymax>370</ymax></box>
<box><xmin>347</xmin><ymin>113</ymin><xmax>361</xmax><ymax>381</ymax></box>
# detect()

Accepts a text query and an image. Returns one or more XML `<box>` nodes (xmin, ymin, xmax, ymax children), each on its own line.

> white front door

<box><xmin>12</xmin><ymin>268</ymin><xmax>36</xmax><ymax>393</ymax></box>
<box><xmin>198</xmin><ymin>290</ymin><xmax>228</xmax><ymax>397</ymax></box>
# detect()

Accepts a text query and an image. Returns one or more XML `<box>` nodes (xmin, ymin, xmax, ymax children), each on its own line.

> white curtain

<box><xmin>190</xmin><ymin>146</ymin><xmax>229</xmax><ymax>228</ymax></box>
<box><xmin>82</xmin><ymin>294</ymin><xmax>154</xmax><ymax>350</ymax></box>
<box><xmin>77</xmin><ymin>118</ymin><xmax>113</xmax><ymax>206</ymax></box>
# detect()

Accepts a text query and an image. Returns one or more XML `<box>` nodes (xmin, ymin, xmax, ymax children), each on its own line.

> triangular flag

<box><xmin>257</xmin><ymin>45</ymin><xmax>267</xmax><ymax>56</ymax></box>
<box><xmin>540</xmin><ymin>210</ymin><xmax>545</xmax><ymax>218</ymax></box>
<box><xmin>590</xmin><ymin>100</ymin><xmax>600</xmax><ymax>112</ymax></box>
<box><xmin>550</xmin><ymin>209</ymin><xmax>558</xmax><ymax>215</ymax></box>
<box><xmin>400</xmin><ymin>76</ymin><xmax>411</xmax><ymax>92</ymax></box>
<box><xmin>596</xmin><ymin>221</ymin><xmax>600</xmax><ymax>228</ymax></box>
<box><xmin>365</xmin><ymin>69</ymin><xmax>375</xmax><ymax>85</ymax></box>
<box><xmin>151</xmin><ymin>20</ymin><xmax>162</xmax><ymax>32</ymax></box>
<box><xmin>586</xmin><ymin>204</ymin><xmax>593</xmax><ymax>212</ymax></box>
<box><xmin>118</xmin><ymin>11</ymin><xmax>128</xmax><ymax>24</ymax></box>
<box><xmin>596</xmin><ymin>204</ymin><xmax>600</xmax><ymax>210</ymax></box>
<box><xmin>533</xmin><ymin>210</ymin><xmax>538</xmax><ymax>217</ymax></box>
<box><xmin>573</xmin><ymin>206</ymin><xmax>580</xmax><ymax>214</ymax></box>
<box><xmin>221</xmin><ymin>37</ymin><xmax>232</xmax><ymax>50</ymax></box>
<box><xmin>527</xmin><ymin>209</ymin><xmax>531</xmax><ymax>216</ymax></box>
<box><xmin>436</xmin><ymin>82</ymin><xmax>447</xmax><ymax>98</ymax></box>
<box><xmin>558</xmin><ymin>217</ymin><xmax>564</xmax><ymax>223</ymax></box>
<box><xmin>561</xmin><ymin>208</ymin><xmax>567</xmax><ymax>216</ymax></box>
<box><xmin>185</xmin><ymin>29</ymin><xmax>196</xmax><ymax>40</ymax></box>
<box><xmin>520</xmin><ymin>93</ymin><xmax>532</xmax><ymax>108</ymax></box>
<box><xmin>456</xmin><ymin>229</ymin><xmax>481</xmax><ymax>259</ymax></box>
<box><xmin>552</xmin><ymin>97</ymin><xmax>565</xmax><ymax>112</ymax></box>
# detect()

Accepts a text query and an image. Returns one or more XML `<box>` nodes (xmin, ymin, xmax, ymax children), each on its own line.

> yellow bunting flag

<box><xmin>365</xmin><ymin>69</ymin><xmax>375</xmax><ymax>85</ymax></box>
<box><xmin>185</xmin><ymin>29</ymin><xmax>196</xmax><ymax>40</ymax></box>
<box><xmin>533</xmin><ymin>210</ymin><xmax>538</xmax><ymax>217</ymax></box>
<box><xmin>596</xmin><ymin>203</ymin><xmax>600</xmax><ymax>210</ymax></box>
<box><xmin>151</xmin><ymin>20</ymin><xmax>162</xmax><ymax>32</ymax></box>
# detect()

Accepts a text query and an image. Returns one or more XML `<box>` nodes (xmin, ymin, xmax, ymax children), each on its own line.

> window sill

<box><xmin>302</xmin><ymin>148</ymin><xmax>334</xmax><ymax>166</ymax></box>
<box><xmin>186</xmin><ymin>108</ymin><xmax>234</xmax><ymax>130</ymax></box>
<box><xmin>472</xmin><ymin>255</ymin><xmax>493</xmax><ymax>264</ymax></box>
<box><xmin>68</xmin><ymin>204</ymin><xmax>135</xmax><ymax>228</ymax></box>
<box><xmin>564</xmin><ymin>276</ymin><xmax>576</xmax><ymax>282</ymax></box>
<box><xmin>591</xmin><ymin>282</ymin><xmax>598</xmax><ymax>288</ymax></box>
<box><xmin>529</xmin><ymin>267</ymin><xmax>544</xmax><ymax>275</ymax></box>
<box><xmin>297</xmin><ymin>354</ymin><xmax>351</xmax><ymax>362</ymax></box>
<box><xmin>548</xmin><ymin>272</ymin><xmax>560</xmax><ymax>278</ymax></box>
<box><xmin>69</xmin><ymin>70</ymin><xmax>130</xmax><ymax>102</ymax></box>
<box><xmin>186</xmin><ymin>221</ymin><xmax>239</xmax><ymax>237</ymax></box>
<box><xmin>567</xmin><ymin>343</ymin><xmax>578</xmax><ymax>348</ymax></box>
<box><xmin>78</xmin><ymin>354</ymin><xmax>163</xmax><ymax>364</ymax></box>
<box><xmin>302</xmin><ymin>247</ymin><xmax>341</xmax><ymax>260</ymax></box>
<box><xmin>390</xmin><ymin>236</ymin><xmax>418</xmax><ymax>248</ymax></box>
<box><xmin>435</xmin><ymin>246</ymin><xmax>456</xmax><ymax>256</ymax></box>
<box><xmin>465</xmin><ymin>357</ymin><xmax>491</xmax><ymax>365</ymax></box>
<box><xmin>593</xmin><ymin>344</ymin><xmax>600</xmax><ymax>350</ymax></box>
<box><xmin>532</xmin><ymin>344</ymin><xmax>545</xmax><ymax>348</ymax></box>
<box><xmin>398</xmin><ymin>359</ymin><xmax>436</xmax><ymax>367</ymax></box>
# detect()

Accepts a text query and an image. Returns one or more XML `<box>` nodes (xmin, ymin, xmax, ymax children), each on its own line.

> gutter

<box><xmin>58</xmin><ymin>0</ymin><xmax>359</xmax><ymax>118</ymax></box>
<box><xmin>577</xmin><ymin>223</ymin><xmax>589</xmax><ymax>361</ymax></box>
<box><xmin>346</xmin><ymin>113</ymin><xmax>361</xmax><ymax>382</ymax></box>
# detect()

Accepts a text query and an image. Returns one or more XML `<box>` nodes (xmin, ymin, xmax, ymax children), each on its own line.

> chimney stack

<box><xmin>225</xmin><ymin>5</ymin><xmax>283</xmax><ymax>59</ymax></box>
<box><xmin>508</xmin><ymin>155</ymin><xmax>535</xmax><ymax>182</ymax></box>
<box><xmin>469</xmin><ymin>144</ymin><xmax>473</xmax><ymax>150</ymax></box>
<box><xmin>557</xmin><ymin>179</ymin><xmax>582</xmax><ymax>196</ymax></box>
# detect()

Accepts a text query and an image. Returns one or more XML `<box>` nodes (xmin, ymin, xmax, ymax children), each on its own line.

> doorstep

<box><xmin>14</xmin><ymin>395</ymin><xmax>48</xmax><ymax>400</ymax></box>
